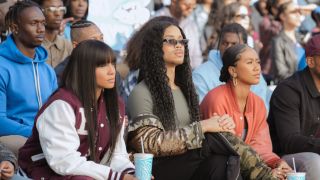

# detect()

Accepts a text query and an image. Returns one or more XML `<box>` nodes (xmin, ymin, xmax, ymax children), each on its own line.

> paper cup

<box><xmin>134</xmin><ymin>153</ymin><xmax>153</xmax><ymax>180</ymax></box>
<box><xmin>287</xmin><ymin>172</ymin><xmax>306</xmax><ymax>180</ymax></box>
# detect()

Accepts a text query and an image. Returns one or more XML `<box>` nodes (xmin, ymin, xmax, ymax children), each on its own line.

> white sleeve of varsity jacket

<box><xmin>109</xmin><ymin>120</ymin><xmax>135</xmax><ymax>173</ymax></box>
<box><xmin>37</xmin><ymin>100</ymin><xmax>124</xmax><ymax>180</ymax></box>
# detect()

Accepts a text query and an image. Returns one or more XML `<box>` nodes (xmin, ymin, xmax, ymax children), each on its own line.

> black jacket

<box><xmin>268</xmin><ymin>67</ymin><xmax>320</xmax><ymax>155</ymax></box>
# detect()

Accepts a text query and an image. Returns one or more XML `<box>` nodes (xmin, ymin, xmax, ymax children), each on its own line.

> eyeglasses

<box><xmin>163</xmin><ymin>39</ymin><xmax>189</xmax><ymax>46</ymax></box>
<box><xmin>234</xmin><ymin>14</ymin><xmax>249</xmax><ymax>19</ymax></box>
<box><xmin>42</xmin><ymin>6</ymin><xmax>67</xmax><ymax>14</ymax></box>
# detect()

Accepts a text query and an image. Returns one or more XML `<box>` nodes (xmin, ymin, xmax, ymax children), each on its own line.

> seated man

<box><xmin>192</xmin><ymin>23</ymin><xmax>271</xmax><ymax>110</ymax></box>
<box><xmin>54</xmin><ymin>20</ymin><xmax>104</xmax><ymax>84</ymax></box>
<box><xmin>38</xmin><ymin>0</ymin><xmax>73</xmax><ymax>68</ymax></box>
<box><xmin>0</xmin><ymin>1</ymin><xmax>57</xmax><ymax>155</ymax></box>
<box><xmin>268</xmin><ymin>34</ymin><xmax>320</xmax><ymax>180</ymax></box>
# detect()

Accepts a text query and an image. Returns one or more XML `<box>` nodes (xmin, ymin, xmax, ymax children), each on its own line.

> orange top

<box><xmin>200</xmin><ymin>83</ymin><xmax>280</xmax><ymax>167</ymax></box>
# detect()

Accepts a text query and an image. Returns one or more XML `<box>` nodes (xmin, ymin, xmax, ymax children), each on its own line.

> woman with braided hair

<box><xmin>127</xmin><ymin>20</ymin><xmax>278</xmax><ymax>180</ymax></box>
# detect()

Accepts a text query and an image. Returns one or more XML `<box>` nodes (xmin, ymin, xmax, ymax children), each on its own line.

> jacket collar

<box><xmin>301</xmin><ymin>67</ymin><xmax>320</xmax><ymax>98</ymax></box>
<box><xmin>226</xmin><ymin>82</ymin><xmax>254</xmax><ymax>114</ymax></box>
<box><xmin>279</xmin><ymin>30</ymin><xmax>302</xmax><ymax>44</ymax></box>
<box><xmin>43</xmin><ymin>35</ymin><xmax>64</xmax><ymax>50</ymax></box>
<box><xmin>208</xmin><ymin>50</ymin><xmax>223</xmax><ymax>69</ymax></box>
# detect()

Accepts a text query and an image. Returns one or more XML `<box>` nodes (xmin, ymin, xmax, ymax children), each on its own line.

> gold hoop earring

<box><xmin>232</xmin><ymin>76</ymin><xmax>238</xmax><ymax>86</ymax></box>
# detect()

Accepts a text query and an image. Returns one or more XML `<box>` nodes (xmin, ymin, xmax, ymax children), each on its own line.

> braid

<box><xmin>5</xmin><ymin>0</ymin><xmax>41</xmax><ymax>32</ymax></box>
<box><xmin>70</xmin><ymin>20</ymin><xmax>95</xmax><ymax>41</ymax></box>
<box><xmin>71</xmin><ymin>20</ymin><xmax>94</xmax><ymax>29</ymax></box>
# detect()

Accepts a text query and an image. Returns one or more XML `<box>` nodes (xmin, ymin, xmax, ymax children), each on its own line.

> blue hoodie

<box><xmin>0</xmin><ymin>35</ymin><xmax>58</xmax><ymax>137</ymax></box>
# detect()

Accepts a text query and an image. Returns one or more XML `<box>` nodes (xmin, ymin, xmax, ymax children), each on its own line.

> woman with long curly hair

<box><xmin>121</xmin><ymin>16</ymin><xmax>178</xmax><ymax>105</ymax></box>
<box><xmin>127</xmin><ymin>21</ymin><xmax>277</xmax><ymax>180</ymax></box>
<box><xmin>19</xmin><ymin>40</ymin><xmax>136</xmax><ymax>180</ymax></box>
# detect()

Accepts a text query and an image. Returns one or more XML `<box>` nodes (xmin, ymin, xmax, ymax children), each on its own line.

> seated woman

<box><xmin>201</xmin><ymin>44</ymin><xmax>292</xmax><ymax>180</ymax></box>
<box><xmin>18</xmin><ymin>40</ymin><xmax>136</xmax><ymax>180</ymax></box>
<box><xmin>127</xmin><ymin>20</ymin><xmax>277</xmax><ymax>180</ymax></box>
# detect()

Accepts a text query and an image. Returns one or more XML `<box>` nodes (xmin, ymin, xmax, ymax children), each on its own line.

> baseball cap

<box><xmin>305</xmin><ymin>35</ymin><xmax>320</xmax><ymax>57</ymax></box>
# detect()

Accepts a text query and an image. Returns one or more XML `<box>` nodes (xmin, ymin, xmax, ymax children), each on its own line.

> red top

<box><xmin>200</xmin><ymin>83</ymin><xmax>280</xmax><ymax>167</ymax></box>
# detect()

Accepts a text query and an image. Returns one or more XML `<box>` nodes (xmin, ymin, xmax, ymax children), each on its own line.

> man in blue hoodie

<box><xmin>192</xmin><ymin>23</ymin><xmax>272</xmax><ymax>111</ymax></box>
<box><xmin>0</xmin><ymin>1</ymin><xmax>57</xmax><ymax>155</ymax></box>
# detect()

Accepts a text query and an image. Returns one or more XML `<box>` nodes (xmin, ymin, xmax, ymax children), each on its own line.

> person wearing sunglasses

<box><xmin>37</xmin><ymin>0</ymin><xmax>73</xmax><ymax>68</ymax></box>
<box><xmin>154</xmin><ymin>0</ymin><xmax>203</xmax><ymax>69</ymax></box>
<box><xmin>222</xmin><ymin>2</ymin><xmax>257</xmax><ymax>49</ymax></box>
<box><xmin>127</xmin><ymin>20</ymin><xmax>277</xmax><ymax>180</ymax></box>
<box><xmin>121</xmin><ymin>16</ymin><xmax>179</xmax><ymax>108</ymax></box>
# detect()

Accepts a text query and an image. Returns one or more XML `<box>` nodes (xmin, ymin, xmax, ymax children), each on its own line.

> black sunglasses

<box><xmin>163</xmin><ymin>39</ymin><xmax>189</xmax><ymax>46</ymax></box>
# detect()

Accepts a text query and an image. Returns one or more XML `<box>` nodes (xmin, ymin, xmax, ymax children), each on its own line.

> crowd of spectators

<box><xmin>0</xmin><ymin>0</ymin><xmax>320</xmax><ymax>179</ymax></box>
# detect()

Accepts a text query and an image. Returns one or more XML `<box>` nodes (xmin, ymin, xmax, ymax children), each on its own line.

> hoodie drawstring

<box><xmin>31</xmin><ymin>61</ymin><xmax>42</xmax><ymax>109</ymax></box>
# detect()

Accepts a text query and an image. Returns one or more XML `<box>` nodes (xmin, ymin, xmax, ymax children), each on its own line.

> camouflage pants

<box><xmin>220</xmin><ymin>132</ymin><xmax>277</xmax><ymax>180</ymax></box>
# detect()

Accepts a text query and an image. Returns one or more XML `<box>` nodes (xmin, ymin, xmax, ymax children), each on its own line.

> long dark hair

<box><xmin>61</xmin><ymin>40</ymin><xmax>120</xmax><ymax>162</ymax></box>
<box><xmin>138</xmin><ymin>21</ymin><xmax>200</xmax><ymax>130</ymax></box>
<box><xmin>125</xmin><ymin>16</ymin><xmax>179</xmax><ymax>71</ymax></box>
<box><xmin>220</xmin><ymin>44</ymin><xmax>248</xmax><ymax>82</ymax></box>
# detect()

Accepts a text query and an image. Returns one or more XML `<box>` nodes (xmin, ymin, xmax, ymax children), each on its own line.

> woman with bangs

<box><xmin>19</xmin><ymin>40</ymin><xmax>136</xmax><ymax>180</ymax></box>
<box><xmin>127</xmin><ymin>21</ymin><xmax>277</xmax><ymax>180</ymax></box>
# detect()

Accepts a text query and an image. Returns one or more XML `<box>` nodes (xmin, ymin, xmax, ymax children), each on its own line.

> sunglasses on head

<box><xmin>163</xmin><ymin>39</ymin><xmax>189</xmax><ymax>46</ymax></box>
<box><xmin>42</xmin><ymin>6</ymin><xmax>67</xmax><ymax>14</ymax></box>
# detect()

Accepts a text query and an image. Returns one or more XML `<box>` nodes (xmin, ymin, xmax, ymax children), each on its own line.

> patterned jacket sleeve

<box><xmin>128</xmin><ymin>114</ymin><xmax>204</xmax><ymax>157</ymax></box>
<box><xmin>0</xmin><ymin>143</ymin><xmax>17</xmax><ymax>170</ymax></box>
